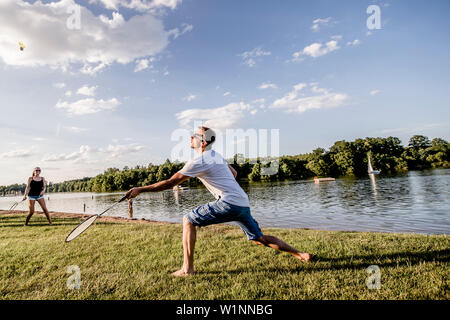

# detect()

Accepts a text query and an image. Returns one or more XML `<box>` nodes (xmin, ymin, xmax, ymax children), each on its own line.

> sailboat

<box><xmin>368</xmin><ymin>154</ymin><xmax>380</xmax><ymax>175</ymax></box>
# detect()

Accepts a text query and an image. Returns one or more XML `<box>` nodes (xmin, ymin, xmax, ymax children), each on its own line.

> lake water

<box><xmin>1</xmin><ymin>169</ymin><xmax>449</xmax><ymax>235</ymax></box>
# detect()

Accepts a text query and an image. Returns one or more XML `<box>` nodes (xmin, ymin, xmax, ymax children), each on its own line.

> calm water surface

<box><xmin>1</xmin><ymin>169</ymin><xmax>449</xmax><ymax>234</ymax></box>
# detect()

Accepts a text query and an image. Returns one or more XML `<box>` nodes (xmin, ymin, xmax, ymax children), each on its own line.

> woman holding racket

<box><xmin>23</xmin><ymin>167</ymin><xmax>52</xmax><ymax>226</ymax></box>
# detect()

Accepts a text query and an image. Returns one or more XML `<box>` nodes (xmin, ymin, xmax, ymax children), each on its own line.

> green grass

<box><xmin>0</xmin><ymin>213</ymin><xmax>448</xmax><ymax>300</ymax></box>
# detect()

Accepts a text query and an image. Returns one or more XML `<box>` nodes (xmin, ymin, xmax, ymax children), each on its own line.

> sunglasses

<box><xmin>191</xmin><ymin>133</ymin><xmax>204</xmax><ymax>141</ymax></box>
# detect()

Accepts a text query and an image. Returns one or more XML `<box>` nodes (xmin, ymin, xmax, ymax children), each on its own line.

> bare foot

<box><xmin>296</xmin><ymin>252</ymin><xmax>311</xmax><ymax>262</ymax></box>
<box><xmin>171</xmin><ymin>268</ymin><xmax>195</xmax><ymax>277</ymax></box>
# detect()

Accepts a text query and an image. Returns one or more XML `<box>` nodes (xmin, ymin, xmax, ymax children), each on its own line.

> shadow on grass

<box><xmin>315</xmin><ymin>249</ymin><xmax>450</xmax><ymax>264</ymax></box>
<box><xmin>0</xmin><ymin>215</ymin><xmax>82</xmax><ymax>228</ymax></box>
<box><xmin>199</xmin><ymin>249</ymin><xmax>450</xmax><ymax>275</ymax></box>
<box><xmin>298</xmin><ymin>249</ymin><xmax>449</xmax><ymax>272</ymax></box>
<box><xmin>0</xmin><ymin>222</ymin><xmax>74</xmax><ymax>227</ymax></box>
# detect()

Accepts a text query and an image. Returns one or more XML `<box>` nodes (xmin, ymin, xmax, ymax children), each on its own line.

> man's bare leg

<box><xmin>172</xmin><ymin>216</ymin><xmax>196</xmax><ymax>276</ymax></box>
<box><xmin>253</xmin><ymin>235</ymin><xmax>311</xmax><ymax>262</ymax></box>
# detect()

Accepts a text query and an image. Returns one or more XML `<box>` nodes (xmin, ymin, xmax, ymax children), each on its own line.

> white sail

<box><xmin>368</xmin><ymin>154</ymin><xmax>380</xmax><ymax>175</ymax></box>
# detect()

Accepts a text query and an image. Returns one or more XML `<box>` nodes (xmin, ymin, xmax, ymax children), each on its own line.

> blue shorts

<box><xmin>28</xmin><ymin>195</ymin><xmax>43</xmax><ymax>200</ymax></box>
<box><xmin>185</xmin><ymin>199</ymin><xmax>263</xmax><ymax>240</ymax></box>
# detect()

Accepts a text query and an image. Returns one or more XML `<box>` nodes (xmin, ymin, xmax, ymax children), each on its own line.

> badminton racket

<box><xmin>65</xmin><ymin>195</ymin><xmax>128</xmax><ymax>242</ymax></box>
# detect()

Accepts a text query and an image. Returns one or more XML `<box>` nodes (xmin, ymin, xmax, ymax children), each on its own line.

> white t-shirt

<box><xmin>179</xmin><ymin>149</ymin><xmax>250</xmax><ymax>207</ymax></box>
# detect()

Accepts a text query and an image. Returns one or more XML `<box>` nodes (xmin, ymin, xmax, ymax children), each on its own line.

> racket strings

<box><xmin>9</xmin><ymin>199</ymin><xmax>24</xmax><ymax>211</ymax></box>
<box><xmin>65</xmin><ymin>215</ymin><xmax>98</xmax><ymax>242</ymax></box>
<box><xmin>65</xmin><ymin>195</ymin><xmax>128</xmax><ymax>242</ymax></box>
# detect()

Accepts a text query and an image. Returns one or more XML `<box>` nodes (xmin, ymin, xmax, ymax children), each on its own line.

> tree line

<box><xmin>1</xmin><ymin>135</ymin><xmax>448</xmax><ymax>195</ymax></box>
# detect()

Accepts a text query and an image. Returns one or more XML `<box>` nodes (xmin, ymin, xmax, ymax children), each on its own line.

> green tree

<box><xmin>306</xmin><ymin>148</ymin><xmax>333</xmax><ymax>177</ymax></box>
<box><xmin>409</xmin><ymin>135</ymin><xmax>431</xmax><ymax>149</ymax></box>
<box><xmin>248</xmin><ymin>163</ymin><xmax>261</xmax><ymax>182</ymax></box>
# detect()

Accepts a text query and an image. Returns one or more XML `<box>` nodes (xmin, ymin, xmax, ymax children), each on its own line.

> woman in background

<box><xmin>23</xmin><ymin>167</ymin><xmax>52</xmax><ymax>226</ymax></box>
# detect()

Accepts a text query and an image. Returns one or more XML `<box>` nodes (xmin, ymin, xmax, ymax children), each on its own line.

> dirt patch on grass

<box><xmin>0</xmin><ymin>209</ymin><xmax>176</xmax><ymax>225</ymax></box>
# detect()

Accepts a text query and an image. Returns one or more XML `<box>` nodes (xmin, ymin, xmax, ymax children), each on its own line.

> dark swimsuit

<box><xmin>29</xmin><ymin>179</ymin><xmax>44</xmax><ymax>197</ymax></box>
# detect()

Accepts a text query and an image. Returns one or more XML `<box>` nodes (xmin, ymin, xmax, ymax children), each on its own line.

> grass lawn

<box><xmin>0</xmin><ymin>212</ymin><xmax>448</xmax><ymax>300</ymax></box>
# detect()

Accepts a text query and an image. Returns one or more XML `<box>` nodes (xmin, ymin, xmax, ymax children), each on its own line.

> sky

<box><xmin>0</xmin><ymin>0</ymin><xmax>449</xmax><ymax>185</ymax></box>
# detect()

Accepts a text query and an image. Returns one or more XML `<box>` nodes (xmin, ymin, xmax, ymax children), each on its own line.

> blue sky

<box><xmin>0</xmin><ymin>0</ymin><xmax>449</xmax><ymax>185</ymax></box>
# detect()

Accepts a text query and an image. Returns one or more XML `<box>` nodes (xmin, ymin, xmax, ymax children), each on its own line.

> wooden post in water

<box><xmin>83</xmin><ymin>203</ymin><xmax>86</xmax><ymax>213</ymax></box>
<box><xmin>128</xmin><ymin>199</ymin><xmax>133</xmax><ymax>218</ymax></box>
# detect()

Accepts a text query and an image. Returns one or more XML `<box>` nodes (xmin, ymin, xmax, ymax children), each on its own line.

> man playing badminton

<box><xmin>125</xmin><ymin>126</ymin><xmax>311</xmax><ymax>276</ymax></box>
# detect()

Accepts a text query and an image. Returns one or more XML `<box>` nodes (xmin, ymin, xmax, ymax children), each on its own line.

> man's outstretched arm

<box><xmin>126</xmin><ymin>172</ymin><xmax>190</xmax><ymax>199</ymax></box>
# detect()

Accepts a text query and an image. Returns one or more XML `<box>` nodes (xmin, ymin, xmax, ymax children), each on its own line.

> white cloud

<box><xmin>168</xmin><ymin>23</ymin><xmax>193</xmax><ymax>39</ymax></box>
<box><xmin>252</xmin><ymin>98</ymin><xmax>266</xmax><ymax>109</ymax></box>
<box><xmin>89</xmin><ymin>0</ymin><xmax>182</xmax><ymax>12</ymax></box>
<box><xmin>134</xmin><ymin>58</ymin><xmax>154</xmax><ymax>72</ymax></box>
<box><xmin>223</xmin><ymin>92</ymin><xmax>231</xmax><ymax>97</ymax></box>
<box><xmin>65</xmin><ymin>90</ymin><xmax>73</xmax><ymax>97</ymax></box>
<box><xmin>293</xmin><ymin>83</ymin><xmax>307</xmax><ymax>91</ymax></box>
<box><xmin>42</xmin><ymin>145</ymin><xmax>92</xmax><ymax>162</ymax></box>
<box><xmin>292</xmin><ymin>40</ymin><xmax>340</xmax><ymax>61</ymax></box>
<box><xmin>271</xmin><ymin>83</ymin><xmax>349</xmax><ymax>114</ymax></box>
<box><xmin>238</xmin><ymin>47</ymin><xmax>271</xmax><ymax>67</ymax></box>
<box><xmin>183</xmin><ymin>94</ymin><xmax>196</xmax><ymax>102</ymax></box>
<box><xmin>331</xmin><ymin>35</ymin><xmax>343</xmax><ymax>40</ymax></box>
<box><xmin>181</xmin><ymin>23</ymin><xmax>193</xmax><ymax>33</ymax></box>
<box><xmin>64</xmin><ymin>126</ymin><xmax>89</xmax><ymax>133</ymax></box>
<box><xmin>347</xmin><ymin>39</ymin><xmax>361</xmax><ymax>46</ymax></box>
<box><xmin>53</xmin><ymin>82</ymin><xmax>66</xmax><ymax>89</ymax></box>
<box><xmin>379</xmin><ymin>123</ymin><xmax>444</xmax><ymax>135</ymax></box>
<box><xmin>55</xmin><ymin>98</ymin><xmax>121</xmax><ymax>116</ymax></box>
<box><xmin>42</xmin><ymin>143</ymin><xmax>146</xmax><ymax>162</ymax></box>
<box><xmin>258</xmin><ymin>82</ymin><xmax>277</xmax><ymax>90</ymax></box>
<box><xmin>99</xmin><ymin>143</ymin><xmax>146</xmax><ymax>158</ymax></box>
<box><xmin>80</xmin><ymin>63</ymin><xmax>108</xmax><ymax>76</ymax></box>
<box><xmin>0</xmin><ymin>0</ymin><xmax>170</xmax><ymax>75</ymax></box>
<box><xmin>311</xmin><ymin>17</ymin><xmax>332</xmax><ymax>32</ymax></box>
<box><xmin>99</xmin><ymin>11</ymin><xmax>125</xmax><ymax>29</ymax></box>
<box><xmin>310</xmin><ymin>83</ymin><xmax>328</xmax><ymax>94</ymax></box>
<box><xmin>77</xmin><ymin>85</ymin><xmax>98</xmax><ymax>97</ymax></box>
<box><xmin>175</xmin><ymin>102</ymin><xmax>256</xmax><ymax>130</ymax></box>
<box><xmin>0</xmin><ymin>148</ymin><xmax>34</xmax><ymax>159</ymax></box>
<box><xmin>370</xmin><ymin>90</ymin><xmax>381</xmax><ymax>96</ymax></box>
